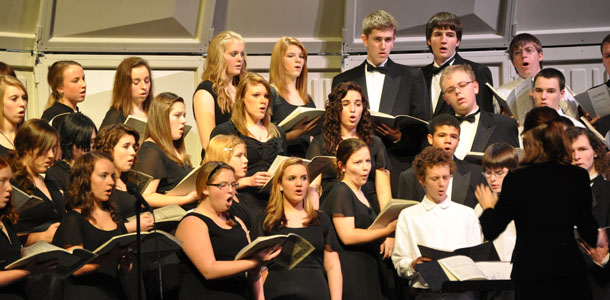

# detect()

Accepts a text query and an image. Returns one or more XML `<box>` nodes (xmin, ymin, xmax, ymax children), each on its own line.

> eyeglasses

<box><xmin>482</xmin><ymin>169</ymin><xmax>508</xmax><ymax>178</ymax></box>
<box><xmin>513</xmin><ymin>47</ymin><xmax>538</xmax><ymax>57</ymax></box>
<box><xmin>443</xmin><ymin>81</ymin><xmax>474</xmax><ymax>95</ymax></box>
<box><xmin>208</xmin><ymin>181</ymin><xmax>239</xmax><ymax>190</ymax></box>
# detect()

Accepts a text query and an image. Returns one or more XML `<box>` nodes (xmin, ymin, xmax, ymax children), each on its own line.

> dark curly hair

<box><xmin>0</xmin><ymin>157</ymin><xmax>17</xmax><ymax>224</ymax></box>
<box><xmin>66</xmin><ymin>151</ymin><xmax>121</xmax><ymax>223</ymax></box>
<box><xmin>322</xmin><ymin>82</ymin><xmax>374</xmax><ymax>154</ymax></box>
<box><xmin>413</xmin><ymin>146</ymin><xmax>456</xmax><ymax>181</ymax></box>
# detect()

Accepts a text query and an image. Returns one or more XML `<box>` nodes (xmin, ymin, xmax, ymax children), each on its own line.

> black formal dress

<box><xmin>210</xmin><ymin>121</ymin><xmax>287</xmax><ymax>217</ymax></box>
<box><xmin>41</xmin><ymin>102</ymin><xmax>77</xmax><ymax>123</ymax></box>
<box><xmin>479</xmin><ymin>161</ymin><xmax>599</xmax><ymax>300</ymax></box>
<box><xmin>591</xmin><ymin>80</ymin><xmax>610</xmax><ymax>136</ymax></box>
<box><xmin>194</xmin><ymin>80</ymin><xmax>232</xmax><ymax>159</ymax></box>
<box><xmin>0</xmin><ymin>220</ymin><xmax>27</xmax><ymax>300</ymax></box>
<box><xmin>13</xmin><ymin>181</ymin><xmax>65</xmax><ymax>237</ymax></box>
<box><xmin>585</xmin><ymin>175</ymin><xmax>610</xmax><ymax>300</ymax></box>
<box><xmin>321</xmin><ymin>182</ymin><xmax>384</xmax><ymax>300</ymax></box>
<box><xmin>397</xmin><ymin>157</ymin><xmax>484</xmax><ymax>208</ymax></box>
<box><xmin>230</xmin><ymin>198</ymin><xmax>252</xmax><ymax>231</ymax></box>
<box><xmin>0</xmin><ymin>144</ymin><xmax>12</xmax><ymax>158</ymax></box>
<box><xmin>52</xmin><ymin>210</ymin><xmax>128</xmax><ymax>300</ymax></box>
<box><xmin>251</xmin><ymin>211</ymin><xmax>339</xmax><ymax>300</ymax></box>
<box><xmin>45</xmin><ymin>160</ymin><xmax>71</xmax><ymax>196</ymax></box>
<box><xmin>332</xmin><ymin>59</ymin><xmax>430</xmax><ymax>196</ymax></box>
<box><xmin>177</xmin><ymin>212</ymin><xmax>249</xmax><ymax>300</ymax></box>
<box><xmin>100</xmin><ymin>109</ymin><xmax>126</xmax><ymax>129</ymax></box>
<box><xmin>306</xmin><ymin>134</ymin><xmax>391</xmax><ymax>213</ymax></box>
<box><xmin>270</xmin><ymin>86</ymin><xmax>317</xmax><ymax>158</ymax></box>
<box><xmin>422</xmin><ymin>53</ymin><xmax>494</xmax><ymax>117</ymax></box>
<box><xmin>134</xmin><ymin>141</ymin><xmax>192</xmax><ymax>198</ymax></box>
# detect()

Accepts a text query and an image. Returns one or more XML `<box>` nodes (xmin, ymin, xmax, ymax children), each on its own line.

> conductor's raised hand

<box><xmin>475</xmin><ymin>184</ymin><xmax>498</xmax><ymax>210</ymax></box>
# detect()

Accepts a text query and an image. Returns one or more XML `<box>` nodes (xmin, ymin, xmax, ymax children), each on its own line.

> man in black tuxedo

<box><xmin>421</xmin><ymin>12</ymin><xmax>494</xmax><ymax>118</ymax></box>
<box><xmin>588</xmin><ymin>33</ymin><xmax>610</xmax><ymax>136</ymax></box>
<box><xmin>397</xmin><ymin>114</ymin><xmax>484</xmax><ymax>208</ymax></box>
<box><xmin>332</xmin><ymin>10</ymin><xmax>429</xmax><ymax>196</ymax></box>
<box><xmin>439</xmin><ymin>64</ymin><xmax>519</xmax><ymax>160</ymax></box>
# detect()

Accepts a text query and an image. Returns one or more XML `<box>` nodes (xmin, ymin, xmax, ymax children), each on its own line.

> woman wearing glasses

<box><xmin>175</xmin><ymin>161</ymin><xmax>280</xmax><ymax>300</ymax></box>
<box><xmin>202</xmin><ymin>134</ymin><xmax>252</xmax><ymax>230</ymax></box>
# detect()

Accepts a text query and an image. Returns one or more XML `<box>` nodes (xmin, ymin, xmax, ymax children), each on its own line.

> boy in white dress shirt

<box><xmin>392</xmin><ymin>146</ymin><xmax>481</xmax><ymax>298</ymax></box>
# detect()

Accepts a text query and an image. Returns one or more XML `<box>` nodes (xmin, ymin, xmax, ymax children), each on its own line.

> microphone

<box><xmin>126</xmin><ymin>182</ymin><xmax>154</xmax><ymax>214</ymax></box>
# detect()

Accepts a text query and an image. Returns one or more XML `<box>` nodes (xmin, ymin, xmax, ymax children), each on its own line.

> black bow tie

<box><xmin>456</xmin><ymin>111</ymin><xmax>479</xmax><ymax>123</ymax></box>
<box><xmin>366</xmin><ymin>62</ymin><xmax>387</xmax><ymax>74</ymax></box>
<box><xmin>431</xmin><ymin>58</ymin><xmax>455</xmax><ymax>75</ymax></box>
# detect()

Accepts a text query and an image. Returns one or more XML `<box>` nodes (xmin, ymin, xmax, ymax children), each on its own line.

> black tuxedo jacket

<box><xmin>421</xmin><ymin>53</ymin><xmax>494</xmax><ymax>118</ymax></box>
<box><xmin>332</xmin><ymin>58</ymin><xmax>429</xmax><ymax>121</ymax></box>
<box><xmin>480</xmin><ymin>161</ymin><xmax>598</xmax><ymax>282</ymax></box>
<box><xmin>469</xmin><ymin>111</ymin><xmax>519</xmax><ymax>152</ymax></box>
<box><xmin>591</xmin><ymin>175</ymin><xmax>610</xmax><ymax>228</ymax></box>
<box><xmin>591</xmin><ymin>80</ymin><xmax>610</xmax><ymax>136</ymax></box>
<box><xmin>396</xmin><ymin>157</ymin><xmax>484</xmax><ymax>208</ymax></box>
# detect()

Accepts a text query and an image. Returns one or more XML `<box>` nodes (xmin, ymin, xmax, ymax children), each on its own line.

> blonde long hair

<box><xmin>201</xmin><ymin>134</ymin><xmax>246</xmax><ymax>165</ymax></box>
<box><xmin>231</xmin><ymin>73</ymin><xmax>280</xmax><ymax>139</ymax></box>
<box><xmin>201</xmin><ymin>31</ymin><xmax>247</xmax><ymax>114</ymax></box>
<box><xmin>269</xmin><ymin>37</ymin><xmax>309</xmax><ymax>104</ymax></box>
<box><xmin>145</xmin><ymin>92</ymin><xmax>191</xmax><ymax>167</ymax></box>
<box><xmin>263</xmin><ymin>158</ymin><xmax>318</xmax><ymax>232</ymax></box>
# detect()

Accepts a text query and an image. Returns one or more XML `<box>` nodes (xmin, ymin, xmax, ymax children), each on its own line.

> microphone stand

<box><xmin>127</xmin><ymin>183</ymin><xmax>155</xmax><ymax>300</ymax></box>
<box><xmin>134</xmin><ymin>197</ymin><xmax>143</xmax><ymax>300</ymax></box>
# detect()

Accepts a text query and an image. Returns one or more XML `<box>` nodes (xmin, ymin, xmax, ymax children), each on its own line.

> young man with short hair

<box><xmin>440</xmin><ymin>65</ymin><xmax>519</xmax><ymax>159</ymax></box>
<box><xmin>497</xmin><ymin>33</ymin><xmax>579</xmax><ymax>119</ymax></box>
<box><xmin>392</xmin><ymin>146</ymin><xmax>481</xmax><ymax>294</ymax></box>
<box><xmin>532</xmin><ymin>68</ymin><xmax>584</xmax><ymax>127</ymax></box>
<box><xmin>332</xmin><ymin>10</ymin><xmax>429</xmax><ymax>195</ymax></box>
<box><xmin>397</xmin><ymin>114</ymin><xmax>484</xmax><ymax>208</ymax></box>
<box><xmin>422</xmin><ymin>12</ymin><xmax>494</xmax><ymax>118</ymax></box>
<box><xmin>585</xmin><ymin>33</ymin><xmax>610</xmax><ymax>135</ymax></box>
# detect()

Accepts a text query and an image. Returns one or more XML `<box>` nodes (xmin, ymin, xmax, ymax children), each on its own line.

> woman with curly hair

<box><xmin>306</xmin><ymin>81</ymin><xmax>391</xmax><ymax>211</ymax></box>
<box><xmin>0</xmin><ymin>75</ymin><xmax>27</xmax><ymax>157</ymax></box>
<box><xmin>8</xmin><ymin>119</ymin><xmax>63</xmax><ymax>246</ymax></box>
<box><xmin>194</xmin><ymin>31</ymin><xmax>247</xmax><ymax>158</ymax></box>
<box><xmin>100</xmin><ymin>57</ymin><xmax>153</xmax><ymax>128</ymax></box>
<box><xmin>269</xmin><ymin>37</ymin><xmax>320</xmax><ymax>158</ymax></box>
<box><xmin>53</xmin><ymin>151</ymin><xmax>132</xmax><ymax>300</ymax></box>
<box><xmin>210</xmin><ymin>72</ymin><xmax>287</xmax><ymax>218</ymax></box>
<box><xmin>252</xmin><ymin>157</ymin><xmax>342</xmax><ymax>300</ymax></box>
<box><xmin>94</xmin><ymin>124</ymin><xmax>153</xmax><ymax>232</ymax></box>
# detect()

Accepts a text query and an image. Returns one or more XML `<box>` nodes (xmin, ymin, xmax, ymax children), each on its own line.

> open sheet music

<box><xmin>235</xmin><ymin>233</ymin><xmax>314</xmax><ymax>270</ymax></box>
<box><xmin>5</xmin><ymin>241</ymin><xmax>96</xmax><ymax>278</ymax></box>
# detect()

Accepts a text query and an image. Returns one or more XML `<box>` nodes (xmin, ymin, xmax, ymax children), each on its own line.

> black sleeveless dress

<box><xmin>52</xmin><ymin>210</ymin><xmax>128</xmax><ymax>300</ymax></box>
<box><xmin>177</xmin><ymin>212</ymin><xmax>250</xmax><ymax>300</ymax></box>
<box><xmin>251</xmin><ymin>211</ymin><xmax>339</xmax><ymax>300</ymax></box>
